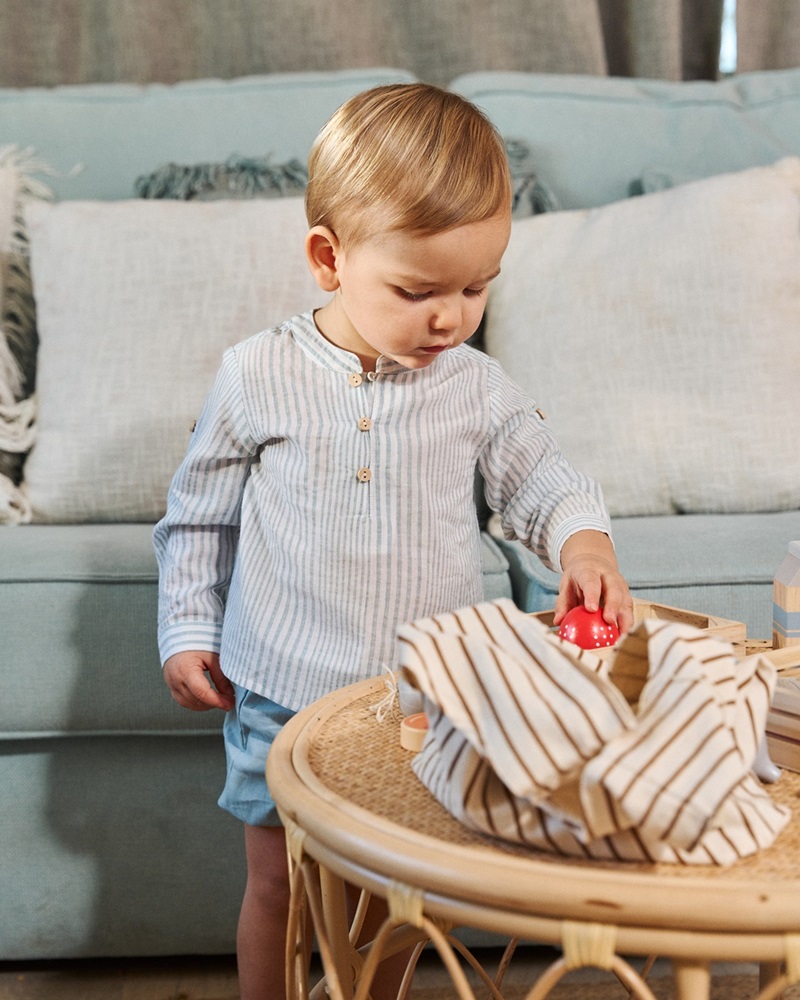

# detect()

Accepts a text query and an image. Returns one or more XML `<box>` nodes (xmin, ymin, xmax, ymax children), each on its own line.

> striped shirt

<box><xmin>153</xmin><ymin>311</ymin><xmax>610</xmax><ymax>710</ymax></box>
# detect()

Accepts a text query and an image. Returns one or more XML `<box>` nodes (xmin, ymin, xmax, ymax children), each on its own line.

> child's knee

<box><xmin>244</xmin><ymin>824</ymin><xmax>290</xmax><ymax>899</ymax></box>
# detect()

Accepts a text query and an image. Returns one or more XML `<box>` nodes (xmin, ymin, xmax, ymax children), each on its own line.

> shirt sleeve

<box><xmin>478</xmin><ymin>359</ymin><xmax>611</xmax><ymax>572</ymax></box>
<box><xmin>153</xmin><ymin>347</ymin><xmax>258</xmax><ymax>664</ymax></box>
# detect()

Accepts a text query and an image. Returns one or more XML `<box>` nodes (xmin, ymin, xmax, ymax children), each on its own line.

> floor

<box><xmin>0</xmin><ymin>946</ymin><xmax>629</xmax><ymax>1000</ymax></box>
<box><xmin>0</xmin><ymin>950</ymin><xmax>771</xmax><ymax>1000</ymax></box>
<box><xmin>0</xmin><ymin>955</ymin><xmax>241</xmax><ymax>1000</ymax></box>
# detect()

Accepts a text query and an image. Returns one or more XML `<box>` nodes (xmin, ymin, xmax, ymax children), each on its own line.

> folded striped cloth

<box><xmin>397</xmin><ymin>598</ymin><xmax>790</xmax><ymax>865</ymax></box>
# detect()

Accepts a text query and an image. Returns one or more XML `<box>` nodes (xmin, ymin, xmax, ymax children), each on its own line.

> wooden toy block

<box><xmin>773</xmin><ymin>540</ymin><xmax>800</xmax><ymax>648</ymax></box>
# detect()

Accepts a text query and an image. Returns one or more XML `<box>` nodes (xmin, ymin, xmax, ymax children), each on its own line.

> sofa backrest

<box><xmin>453</xmin><ymin>67</ymin><xmax>800</xmax><ymax>208</ymax></box>
<box><xmin>0</xmin><ymin>68</ymin><xmax>416</xmax><ymax>201</ymax></box>
<box><xmin>8</xmin><ymin>65</ymin><xmax>800</xmax><ymax>208</ymax></box>
<box><xmin>4</xmin><ymin>65</ymin><xmax>800</xmax><ymax>525</ymax></box>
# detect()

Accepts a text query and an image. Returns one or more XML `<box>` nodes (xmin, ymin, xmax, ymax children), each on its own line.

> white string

<box><xmin>368</xmin><ymin>665</ymin><xmax>400</xmax><ymax>723</ymax></box>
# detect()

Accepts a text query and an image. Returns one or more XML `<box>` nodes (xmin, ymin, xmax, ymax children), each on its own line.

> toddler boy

<box><xmin>154</xmin><ymin>82</ymin><xmax>633</xmax><ymax>999</ymax></box>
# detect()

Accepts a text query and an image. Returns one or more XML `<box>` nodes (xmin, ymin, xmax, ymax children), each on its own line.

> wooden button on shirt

<box><xmin>356</xmin><ymin>467</ymin><xmax>372</xmax><ymax>483</ymax></box>
<box><xmin>358</xmin><ymin>417</ymin><xmax>372</xmax><ymax>431</ymax></box>
<box><xmin>348</xmin><ymin>373</ymin><xmax>363</xmax><ymax>387</ymax></box>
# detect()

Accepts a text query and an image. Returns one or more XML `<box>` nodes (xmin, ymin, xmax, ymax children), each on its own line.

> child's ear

<box><xmin>305</xmin><ymin>226</ymin><xmax>342</xmax><ymax>292</ymax></box>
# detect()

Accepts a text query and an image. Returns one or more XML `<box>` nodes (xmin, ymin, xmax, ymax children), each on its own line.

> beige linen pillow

<box><xmin>484</xmin><ymin>157</ymin><xmax>800</xmax><ymax>517</ymax></box>
<box><xmin>24</xmin><ymin>196</ymin><xmax>319</xmax><ymax>522</ymax></box>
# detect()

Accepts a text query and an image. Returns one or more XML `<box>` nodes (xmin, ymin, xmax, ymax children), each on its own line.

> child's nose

<box><xmin>430</xmin><ymin>296</ymin><xmax>461</xmax><ymax>332</ymax></box>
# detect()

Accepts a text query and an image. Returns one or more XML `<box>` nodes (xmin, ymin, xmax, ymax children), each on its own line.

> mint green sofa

<box><xmin>1</xmin><ymin>66</ymin><xmax>800</xmax><ymax>959</ymax></box>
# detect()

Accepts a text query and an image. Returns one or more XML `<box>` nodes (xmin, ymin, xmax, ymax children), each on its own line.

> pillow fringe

<box><xmin>0</xmin><ymin>394</ymin><xmax>36</xmax><ymax>451</ymax></box>
<box><xmin>0</xmin><ymin>145</ymin><xmax>53</xmax><ymax>403</ymax></box>
<box><xmin>504</xmin><ymin>139</ymin><xmax>561</xmax><ymax>216</ymax></box>
<box><xmin>134</xmin><ymin>154</ymin><xmax>309</xmax><ymax>200</ymax></box>
<box><xmin>0</xmin><ymin>470</ymin><xmax>32</xmax><ymax>525</ymax></box>
<box><xmin>0</xmin><ymin>145</ymin><xmax>53</xmax><ymax>491</ymax></box>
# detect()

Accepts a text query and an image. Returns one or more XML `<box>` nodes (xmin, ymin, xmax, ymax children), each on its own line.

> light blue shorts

<box><xmin>218</xmin><ymin>683</ymin><xmax>296</xmax><ymax>827</ymax></box>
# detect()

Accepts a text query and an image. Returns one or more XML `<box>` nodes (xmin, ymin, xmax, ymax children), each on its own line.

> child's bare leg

<box><xmin>237</xmin><ymin>823</ymin><xmax>290</xmax><ymax>1000</ymax></box>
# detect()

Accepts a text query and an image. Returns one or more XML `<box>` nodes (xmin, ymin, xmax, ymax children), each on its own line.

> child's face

<box><xmin>310</xmin><ymin>211</ymin><xmax>511</xmax><ymax>372</ymax></box>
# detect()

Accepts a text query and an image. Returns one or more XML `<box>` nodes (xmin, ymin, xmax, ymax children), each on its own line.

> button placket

<box><xmin>347</xmin><ymin>370</ymin><xmax>374</xmax><ymax>494</ymax></box>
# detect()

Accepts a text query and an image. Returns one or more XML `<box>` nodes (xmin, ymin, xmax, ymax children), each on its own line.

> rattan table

<box><xmin>267</xmin><ymin>675</ymin><xmax>800</xmax><ymax>1000</ymax></box>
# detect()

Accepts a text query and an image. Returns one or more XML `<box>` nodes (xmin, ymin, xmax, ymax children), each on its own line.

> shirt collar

<box><xmin>290</xmin><ymin>311</ymin><xmax>412</xmax><ymax>377</ymax></box>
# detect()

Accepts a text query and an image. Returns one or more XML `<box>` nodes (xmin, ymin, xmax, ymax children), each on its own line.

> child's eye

<box><xmin>464</xmin><ymin>286</ymin><xmax>488</xmax><ymax>298</ymax></box>
<box><xmin>396</xmin><ymin>288</ymin><xmax>431</xmax><ymax>302</ymax></box>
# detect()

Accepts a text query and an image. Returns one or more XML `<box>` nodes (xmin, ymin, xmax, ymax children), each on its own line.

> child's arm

<box><xmin>163</xmin><ymin>650</ymin><xmax>235</xmax><ymax>712</ymax></box>
<box><xmin>478</xmin><ymin>360</ymin><xmax>634</xmax><ymax>631</ymax></box>
<box><xmin>154</xmin><ymin>348</ymin><xmax>257</xmax><ymax>694</ymax></box>
<box><xmin>554</xmin><ymin>529</ymin><xmax>634</xmax><ymax>634</ymax></box>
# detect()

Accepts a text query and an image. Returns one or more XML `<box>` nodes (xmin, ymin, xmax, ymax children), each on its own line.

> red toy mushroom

<box><xmin>558</xmin><ymin>606</ymin><xmax>620</xmax><ymax>649</ymax></box>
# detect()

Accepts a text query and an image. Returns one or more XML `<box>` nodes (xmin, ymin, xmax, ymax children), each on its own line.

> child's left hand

<box><xmin>553</xmin><ymin>529</ymin><xmax>635</xmax><ymax>635</ymax></box>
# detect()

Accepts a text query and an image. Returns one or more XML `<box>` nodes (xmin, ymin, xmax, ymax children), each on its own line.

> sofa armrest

<box><xmin>491</xmin><ymin>535</ymin><xmax>559</xmax><ymax>613</ymax></box>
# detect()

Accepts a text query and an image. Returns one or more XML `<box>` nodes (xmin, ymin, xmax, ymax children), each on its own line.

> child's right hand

<box><xmin>163</xmin><ymin>650</ymin><xmax>235</xmax><ymax>712</ymax></box>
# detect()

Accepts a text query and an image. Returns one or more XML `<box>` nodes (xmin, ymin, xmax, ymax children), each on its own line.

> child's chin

<box><xmin>404</xmin><ymin>352</ymin><xmax>441</xmax><ymax>368</ymax></box>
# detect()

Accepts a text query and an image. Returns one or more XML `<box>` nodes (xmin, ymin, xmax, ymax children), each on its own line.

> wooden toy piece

<box><xmin>400</xmin><ymin>712</ymin><xmax>428</xmax><ymax>752</ymax></box>
<box><xmin>774</xmin><ymin>540</ymin><xmax>800</xmax><ymax>649</ymax></box>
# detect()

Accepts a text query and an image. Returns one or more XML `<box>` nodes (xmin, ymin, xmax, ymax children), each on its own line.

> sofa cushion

<box><xmin>484</xmin><ymin>158</ymin><xmax>800</xmax><ymax>518</ymax></box>
<box><xmin>0</xmin><ymin>69</ymin><xmax>416</xmax><ymax>201</ymax></box>
<box><xmin>0</xmin><ymin>524</ymin><xmax>218</xmax><ymax>737</ymax></box>
<box><xmin>451</xmin><ymin>67</ymin><xmax>800</xmax><ymax>209</ymax></box>
<box><xmin>23</xmin><ymin>195</ymin><xmax>319</xmax><ymax>522</ymax></box>
<box><xmin>0</xmin><ymin>525</ymin><xmax>507</xmax><ymax>737</ymax></box>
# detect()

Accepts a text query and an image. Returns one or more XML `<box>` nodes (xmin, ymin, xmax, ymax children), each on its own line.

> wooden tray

<box><xmin>532</xmin><ymin>598</ymin><xmax>800</xmax><ymax>672</ymax></box>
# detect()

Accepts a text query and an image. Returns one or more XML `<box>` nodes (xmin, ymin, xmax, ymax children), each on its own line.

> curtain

<box><xmin>0</xmin><ymin>0</ymin><xmax>733</xmax><ymax>89</ymax></box>
<box><xmin>737</xmin><ymin>0</ymin><xmax>800</xmax><ymax>74</ymax></box>
<box><xmin>598</xmin><ymin>0</ymin><xmax>725</xmax><ymax>80</ymax></box>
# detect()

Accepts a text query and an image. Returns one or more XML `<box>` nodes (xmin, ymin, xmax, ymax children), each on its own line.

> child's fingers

<box><xmin>598</xmin><ymin>580</ymin><xmax>635</xmax><ymax>634</ymax></box>
<box><xmin>554</xmin><ymin>571</ymin><xmax>634</xmax><ymax>636</ymax></box>
<box><xmin>164</xmin><ymin>655</ymin><xmax>233</xmax><ymax>712</ymax></box>
<box><xmin>180</xmin><ymin>671</ymin><xmax>229</xmax><ymax>711</ymax></box>
<box><xmin>552</xmin><ymin>577</ymin><xmax>580</xmax><ymax>624</ymax></box>
<box><xmin>206</xmin><ymin>661</ymin><xmax>236</xmax><ymax>710</ymax></box>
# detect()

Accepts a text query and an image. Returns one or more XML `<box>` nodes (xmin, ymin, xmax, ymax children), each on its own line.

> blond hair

<box><xmin>305</xmin><ymin>83</ymin><xmax>512</xmax><ymax>246</ymax></box>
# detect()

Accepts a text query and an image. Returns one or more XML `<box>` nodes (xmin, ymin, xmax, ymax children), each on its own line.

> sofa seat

<box><xmin>1</xmin><ymin>524</ymin><xmax>511</xmax><ymax>739</ymax></box>
<box><xmin>0</xmin><ymin>522</ymin><xmax>508</xmax><ymax>958</ymax></box>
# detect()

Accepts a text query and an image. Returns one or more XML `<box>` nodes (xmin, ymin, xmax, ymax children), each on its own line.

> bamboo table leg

<box><xmin>673</xmin><ymin>959</ymin><xmax>711</xmax><ymax>1000</ymax></box>
<box><xmin>319</xmin><ymin>864</ymin><xmax>358</xmax><ymax>999</ymax></box>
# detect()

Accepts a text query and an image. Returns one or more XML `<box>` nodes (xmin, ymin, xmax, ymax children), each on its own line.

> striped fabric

<box><xmin>398</xmin><ymin>598</ymin><xmax>790</xmax><ymax>865</ymax></box>
<box><xmin>153</xmin><ymin>313</ymin><xmax>610</xmax><ymax>711</ymax></box>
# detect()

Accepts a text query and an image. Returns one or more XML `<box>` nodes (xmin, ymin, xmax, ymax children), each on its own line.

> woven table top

<box><xmin>304</xmin><ymin>682</ymin><xmax>800</xmax><ymax>887</ymax></box>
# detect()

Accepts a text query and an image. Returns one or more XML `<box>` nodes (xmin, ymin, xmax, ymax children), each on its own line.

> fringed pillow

<box><xmin>0</xmin><ymin>146</ymin><xmax>53</xmax><ymax>523</ymax></box>
<box><xmin>133</xmin><ymin>142</ymin><xmax>558</xmax><ymax>217</ymax></box>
